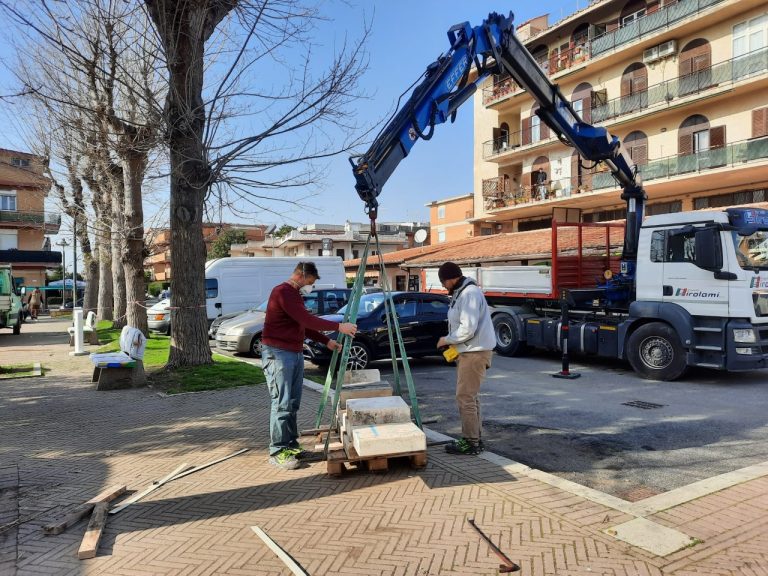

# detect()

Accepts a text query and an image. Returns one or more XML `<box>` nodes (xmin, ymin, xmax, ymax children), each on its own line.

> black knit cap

<box><xmin>437</xmin><ymin>261</ymin><xmax>462</xmax><ymax>282</ymax></box>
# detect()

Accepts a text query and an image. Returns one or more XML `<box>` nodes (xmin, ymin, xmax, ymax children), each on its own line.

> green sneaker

<box><xmin>445</xmin><ymin>438</ymin><xmax>483</xmax><ymax>455</ymax></box>
<box><xmin>269</xmin><ymin>448</ymin><xmax>300</xmax><ymax>470</ymax></box>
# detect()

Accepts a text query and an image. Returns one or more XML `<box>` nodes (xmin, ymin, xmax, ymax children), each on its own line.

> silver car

<box><xmin>147</xmin><ymin>298</ymin><xmax>171</xmax><ymax>334</ymax></box>
<box><xmin>215</xmin><ymin>301</ymin><xmax>267</xmax><ymax>356</ymax></box>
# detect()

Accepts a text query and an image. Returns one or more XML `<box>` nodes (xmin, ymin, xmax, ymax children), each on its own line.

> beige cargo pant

<box><xmin>455</xmin><ymin>350</ymin><xmax>493</xmax><ymax>443</ymax></box>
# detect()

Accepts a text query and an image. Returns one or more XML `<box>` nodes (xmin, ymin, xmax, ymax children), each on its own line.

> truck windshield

<box><xmin>732</xmin><ymin>231</ymin><xmax>768</xmax><ymax>270</ymax></box>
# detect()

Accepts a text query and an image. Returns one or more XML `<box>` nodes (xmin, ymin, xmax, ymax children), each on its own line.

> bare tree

<box><xmin>144</xmin><ymin>0</ymin><xmax>369</xmax><ymax>367</ymax></box>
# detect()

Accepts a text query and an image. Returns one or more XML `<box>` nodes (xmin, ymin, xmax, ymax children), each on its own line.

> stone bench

<box><xmin>89</xmin><ymin>326</ymin><xmax>146</xmax><ymax>390</ymax></box>
<box><xmin>68</xmin><ymin>311</ymin><xmax>99</xmax><ymax>346</ymax></box>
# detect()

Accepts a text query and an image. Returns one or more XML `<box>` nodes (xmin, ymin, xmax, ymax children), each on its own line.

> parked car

<box><xmin>303</xmin><ymin>291</ymin><xmax>450</xmax><ymax>370</ymax></box>
<box><xmin>62</xmin><ymin>297</ymin><xmax>84</xmax><ymax>309</ymax></box>
<box><xmin>147</xmin><ymin>298</ymin><xmax>171</xmax><ymax>335</ymax></box>
<box><xmin>208</xmin><ymin>306</ymin><xmax>259</xmax><ymax>339</ymax></box>
<box><xmin>215</xmin><ymin>288</ymin><xmax>352</xmax><ymax>357</ymax></box>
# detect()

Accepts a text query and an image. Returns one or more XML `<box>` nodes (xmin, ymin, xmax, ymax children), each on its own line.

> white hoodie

<box><xmin>444</xmin><ymin>278</ymin><xmax>496</xmax><ymax>353</ymax></box>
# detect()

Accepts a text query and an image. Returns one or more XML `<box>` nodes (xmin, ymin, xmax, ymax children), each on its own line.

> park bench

<box><xmin>89</xmin><ymin>326</ymin><xmax>147</xmax><ymax>390</ymax></box>
<box><xmin>68</xmin><ymin>311</ymin><xmax>99</xmax><ymax>346</ymax></box>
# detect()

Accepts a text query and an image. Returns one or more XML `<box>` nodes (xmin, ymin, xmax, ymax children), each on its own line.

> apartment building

<box><xmin>232</xmin><ymin>221</ymin><xmax>429</xmax><ymax>260</ymax></box>
<box><xmin>0</xmin><ymin>148</ymin><xmax>61</xmax><ymax>287</ymax></box>
<box><xmin>472</xmin><ymin>0</ymin><xmax>768</xmax><ymax>234</ymax></box>
<box><xmin>425</xmin><ymin>193</ymin><xmax>474</xmax><ymax>242</ymax></box>
<box><xmin>145</xmin><ymin>223</ymin><xmax>268</xmax><ymax>282</ymax></box>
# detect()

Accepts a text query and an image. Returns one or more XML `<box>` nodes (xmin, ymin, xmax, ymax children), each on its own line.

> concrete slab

<box><xmin>337</xmin><ymin>381</ymin><xmax>392</xmax><ymax>409</ymax></box>
<box><xmin>352</xmin><ymin>422</ymin><xmax>426</xmax><ymax>457</ymax></box>
<box><xmin>346</xmin><ymin>396</ymin><xmax>411</xmax><ymax>426</ymax></box>
<box><xmin>344</xmin><ymin>369</ymin><xmax>381</xmax><ymax>384</ymax></box>
<box><xmin>605</xmin><ymin>517</ymin><xmax>696</xmax><ymax>556</ymax></box>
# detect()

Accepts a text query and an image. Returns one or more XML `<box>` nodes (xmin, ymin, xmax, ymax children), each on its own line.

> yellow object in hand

<box><xmin>442</xmin><ymin>345</ymin><xmax>459</xmax><ymax>362</ymax></box>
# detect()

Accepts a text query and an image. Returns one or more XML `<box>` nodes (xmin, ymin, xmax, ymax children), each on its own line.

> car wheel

<box><xmin>627</xmin><ymin>322</ymin><xmax>688</xmax><ymax>381</ymax></box>
<box><xmin>13</xmin><ymin>316</ymin><xmax>21</xmax><ymax>335</ymax></box>
<box><xmin>250</xmin><ymin>334</ymin><xmax>263</xmax><ymax>358</ymax></box>
<box><xmin>165</xmin><ymin>323</ymin><xmax>171</xmax><ymax>336</ymax></box>
<box><xmin>346</xmin><ymin>341</ymin><xmax>371</xmax><ymax>370</ymax></box>
<box><xmin>493</xmin><ymin>313</ymin><xmax>529</xmax><ymax>357</ymax></box>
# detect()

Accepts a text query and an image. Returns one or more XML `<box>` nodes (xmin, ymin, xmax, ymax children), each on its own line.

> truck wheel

<box><xmin>13</xmin><ymin>316</ymin><xmax>21</xmax><ymax>335</ymax></box>
<box><xmin>493</xmin><ymin>313</ymin><xmax>528</xmax><ymax>357</ymax></box>
<box><xmin>627</xmin><ymin>322</ymin><xmax>688</xmax><ymax>381</ymax></box>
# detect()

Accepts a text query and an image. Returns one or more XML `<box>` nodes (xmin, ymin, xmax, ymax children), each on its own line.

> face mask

<box><xmin>300</xmin><ymin>284</ymin><xmax>313</xmax><ymax>296</ymax></box>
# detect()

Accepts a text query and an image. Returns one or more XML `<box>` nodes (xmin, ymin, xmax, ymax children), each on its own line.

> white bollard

<box><xmin>70</xmin><ymin>308</ymin><xmax>88</xmax><ymax>357</ymax></box>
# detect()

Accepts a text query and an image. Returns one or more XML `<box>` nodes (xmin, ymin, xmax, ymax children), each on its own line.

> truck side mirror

<box><xmin>694</xmin><ymin>229</ymin><xmax>723</xmax><ymax>271</ymax></box>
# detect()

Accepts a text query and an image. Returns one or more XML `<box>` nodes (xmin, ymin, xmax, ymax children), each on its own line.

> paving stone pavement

<box><xmin>0</xmin><ymin>318</ymin><xmax>766</xmax><ymax>575</ymax></box>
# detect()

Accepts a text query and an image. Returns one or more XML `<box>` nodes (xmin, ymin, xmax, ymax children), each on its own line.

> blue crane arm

<box><xmin>352</xmin><ymin>11</ymin><xmax>646</xmax><ymax>263</ymax></box>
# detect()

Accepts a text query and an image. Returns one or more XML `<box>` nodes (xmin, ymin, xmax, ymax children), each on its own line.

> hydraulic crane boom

<box><xmin>351</xmin><ymin>12</ymin><xmax>646</xmax><ymax>271</ymax></box>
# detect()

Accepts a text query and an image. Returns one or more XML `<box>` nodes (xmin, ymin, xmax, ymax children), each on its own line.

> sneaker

<box><xmin>286</xmin><ymin>444</ymin><xmax>310</xmax><ymax>460</ymax></box>
<box><xmin>445</xmin><ymin>438</ymin><xmax>483</xmax><ymax>455</ymax></box>
<box><xmin>269</xmin><ymin>449</ymin><xmax>300</xmax><ymax>470</ymax></box>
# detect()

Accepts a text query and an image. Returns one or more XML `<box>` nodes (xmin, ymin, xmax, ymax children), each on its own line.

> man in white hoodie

<box><xmin>436</xmin><ymin>261</ymin><xmax>497</xmax><ymax>455</ymax></box>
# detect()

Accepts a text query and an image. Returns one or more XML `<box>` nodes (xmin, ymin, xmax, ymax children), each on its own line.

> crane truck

<box><xmin>349</xmin><ymin>11</ymin><xmax>768</xmax><ymax>381</ymax></box>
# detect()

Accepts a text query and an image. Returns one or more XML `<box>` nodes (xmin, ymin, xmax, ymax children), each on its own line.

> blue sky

<box><xmin>0</xmin><ymin>0</ymin><xmax>571</xmax><ymax>232</ymax></box>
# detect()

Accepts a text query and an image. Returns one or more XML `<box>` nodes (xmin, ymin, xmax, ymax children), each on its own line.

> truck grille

<box><xmin>758</xmin><ymin>326</ymin><xmax>768</xmax><ymax>355</ymax></box>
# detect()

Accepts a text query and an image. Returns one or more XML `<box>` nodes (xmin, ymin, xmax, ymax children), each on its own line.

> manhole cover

<box><xmin>622</xmin><ymin>400</ymin><xmax>665</xmax><ymax>410</ymax></box>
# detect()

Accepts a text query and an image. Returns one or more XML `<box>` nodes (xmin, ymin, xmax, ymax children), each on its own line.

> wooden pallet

<box><xmin>326</xmin><ymin>445</ymin><xmax>427</xmax><ymax>476</ymax></box>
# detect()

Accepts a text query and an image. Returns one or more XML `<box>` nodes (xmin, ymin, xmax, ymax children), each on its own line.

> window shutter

<box><xmin>679</xmin><ymin>133</ymin><xmax>693</xmax><ymax>155</ymax></box>
<box><xmin>540</xmin><ymin>121</ymin><xmax>550</xmax><ymax>140</ymax></box>
<box><xmin>620</xmin><ymin>76</ymin><xmax>631</xmax><ymax>98</ymax></box>
<box><xmin>492</xmin><ymin>127</ymin><xmax>501</xmax><ymax>151</ymax></box>
<box><xmin>630</xmin><ymin>144</ymin><xmax>648</xmax><ymax>165</ymax></box>
<box><xmin>633</xmin><ymin>72</ymin><xmax>648</xmax><ymax>93</ymax></box>
<box><xmin>679</xmin><ymin>57</ymin><xmax>693</xmax><ymax>77</ymax></box>
<box><xmin>522</xmin><ymin>117</ymin><xmax>532</xmax><ymax>145</ymax></box>
<box><xmin>752</xmin><ymin>108</ymin><xmax>768</xmax><ymax>138</ymax></box>
<box><xmin>571</xmin><ymin>154</ymin><xmax>581</xmax><ymax>190</ymax></box>
<box><xmin>581</xmin><ymin>96</ymin><xmax>592</xmax><ymax>123</ymax></box>
<box><xmin>709</xmin><ymin>126</ymin><xmax>726</xmax><ymax>149</ymax></box>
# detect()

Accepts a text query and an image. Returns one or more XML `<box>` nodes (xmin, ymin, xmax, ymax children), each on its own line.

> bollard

<box><xmin>70</xmin><ymin>308</ymin><xmax>88</xmax><ymax>357</ymax></box>
<box><xmin>552</xmin><ymin>290</ymin><xmax>580</xmax><ymax>379</ymax></box>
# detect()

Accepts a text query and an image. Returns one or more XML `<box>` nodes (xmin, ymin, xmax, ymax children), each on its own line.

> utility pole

<box><xmin>57</xmin><ymin>238</ymin><xmax>70</xmax><ymax>307</ymax></box>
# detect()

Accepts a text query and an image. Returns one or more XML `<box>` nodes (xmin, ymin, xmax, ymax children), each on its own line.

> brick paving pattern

<box><xmin>0</xmin><ymin>318</ymin><xmax>766</xmax><ymax>575</ymax></box>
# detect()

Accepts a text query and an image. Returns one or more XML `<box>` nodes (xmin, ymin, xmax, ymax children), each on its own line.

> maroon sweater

<box><xmin>262</xmin><ymin>282</ymin><xmax>340</xmax><ymax>352</ymax></box>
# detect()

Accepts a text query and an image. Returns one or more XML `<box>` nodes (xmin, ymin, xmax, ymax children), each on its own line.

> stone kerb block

<box><xmin>352</xmin><ymin>423</ymin><xmax>427</xmax><ymax>457</ymax></box>
<box><xmin>344</xmin><ymin>369</ymin><xmax>381</xmax><ymax>384</ymax></box>
<box><xmin>337</xmin><ymin>381</ymin><xmax>392</xmax><ymax>410</ymax></box>
<box><xmin>346</xmin><ymin>396</ymin><xmax>411</xmax><ymax>427</ymax></box>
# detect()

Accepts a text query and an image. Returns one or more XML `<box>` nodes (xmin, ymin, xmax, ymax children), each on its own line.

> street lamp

<box><xmin>57</xmin><ymin>238</ymin><xmax>70</xmax><ymax>308</ymax></box>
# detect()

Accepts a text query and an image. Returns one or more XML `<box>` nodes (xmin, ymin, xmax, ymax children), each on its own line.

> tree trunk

<box><xmin>96</xmin><ymin>232</ymin><xmax>114</xmax><ymax>321</ymax></box>
<box><xmin>111</xmin><ymin>176</ymin><xmax>127</xmax><ymax>329</ymax></box>
<box><xmin>121</xmin><ymin>152</ymin><xmax>149</xmax><ymax>335</ymax></box>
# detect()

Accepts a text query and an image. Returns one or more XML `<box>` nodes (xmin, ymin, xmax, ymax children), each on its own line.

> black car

<box><xmin>304</xmin><ymin>291</ymin><xmax>450</xmax><ymax>369</ymax></box>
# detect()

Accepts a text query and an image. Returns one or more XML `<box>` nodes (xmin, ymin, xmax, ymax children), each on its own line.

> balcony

<box><xmin>591</xmin><ymin>0</ymin><xmax>726</xmax><ymax>57</ymax></box>
<box><xmin>481</xmin><ymin>0</ymin><xmax>729</xmax><ymax>108</ymax></box>
<box><xmin>592</xmin><ymin>47</ymin><xmax>768</xmax><ymax>123</ymax></box>
<box><xmin>0</xmin><ymin>210</ymin><xmax>61</xmax><ymax>233</ymax></box>
<box><xmin>482</xmin><ymin>127</ymin><xmax>557</xmax><ymax>161</ymax></box>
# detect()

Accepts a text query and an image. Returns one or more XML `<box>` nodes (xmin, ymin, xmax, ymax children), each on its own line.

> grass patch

<box><xmin>96</xmin><ymin>321</ymin><xmax>264</xmax><ymax>394</ymax></box>
<box><xmin>160</xmin><ymin>354</ymin><xmax>265</xmax><ymax>394</ymax></box>
<box><xmin>0</xmin><ymin>364</ymin><xmax>40</xmax><ymax>379</ymax></box>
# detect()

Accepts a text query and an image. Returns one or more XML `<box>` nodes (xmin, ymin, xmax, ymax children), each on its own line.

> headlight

<box><xmin>733</xmin><ymin>328</ymin><xmax>757</xmax><ymax>343</ymax></box>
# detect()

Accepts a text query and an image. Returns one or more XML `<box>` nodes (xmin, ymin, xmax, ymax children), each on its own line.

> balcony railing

<box><xmin>591</xmin><ymin>0</ymin><xmax>726</xmax><ymax>57</ymax></box>
<box><xmin>482</xmin><ymin>0</ymin><xmax>728</xmax><ymax>108</ymax></box>
<box><xmin>0</xmin><ymin>210</ymin><xmax>61</xmax><ymax>228</ymax></box>
<box><xmin>483</xmin><ymin>136</ymin><xmax>768</xmax><ymax>211</ymax></box>
<box><xmin>593</xmin><ymin>47</ymin><xmax>768</xmax><ymax>123</ymax></box>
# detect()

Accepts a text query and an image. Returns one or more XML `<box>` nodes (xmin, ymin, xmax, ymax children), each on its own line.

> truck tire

<box><xmin>493</xmin><ymin>313</ymin><xmax>529</xmax><ymax>357</ymax></box>
<box><xmin>13</xmin><ymin>316</ymin><xmax>21</xmax><ymax>335</ymax></box>
<box><xmin>627</xmin><ymin>322</ymin><xmax>688</xmax><ymax>381</ymax></box>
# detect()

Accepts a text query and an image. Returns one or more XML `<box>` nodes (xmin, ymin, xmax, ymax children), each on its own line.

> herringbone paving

<box><xmin>1</xmin><ymin>319</ymin><xmax>766</xmax><ymax>574</ymax></box>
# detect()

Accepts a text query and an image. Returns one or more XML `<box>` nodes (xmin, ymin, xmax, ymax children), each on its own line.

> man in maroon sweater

<box><xmin>262</xmin><ymin>262</ymin><xmax>357</xmax><ymax>470</ymax></box>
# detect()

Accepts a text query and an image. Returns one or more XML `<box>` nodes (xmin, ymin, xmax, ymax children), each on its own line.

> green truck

<box><xmin>0</xmin><ymin>264</ymin><xmax>22</xmax><ymax>335</ymax></box>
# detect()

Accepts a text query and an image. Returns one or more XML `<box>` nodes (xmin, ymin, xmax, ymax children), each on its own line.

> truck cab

<box><xmin>633</xmin><ymin>208</ymin><xmax>768</xmax><ymax>374</ymax></box>
<box><xmin>0</xmin><ymin>265</ymin><xmax>22</xmax><ymax>334</ymax></box>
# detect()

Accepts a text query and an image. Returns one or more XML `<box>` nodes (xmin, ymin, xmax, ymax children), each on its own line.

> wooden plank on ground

<box><xmin>43</xmin><ymin>484</ymin><xmax>126</xmax><ymax>535</ymax></box>
<box><xmin>77</xmin><ymin>502</ymin><xmax>108</xmax><ymax>560</ymax></box>
<box><xmin>251</xmin><ymin>526</ymin><xmax>309</xmax><ymax>576</ymax></box>
<box><xmin>109</xmin><ymin>463</ymin><xmax>190</xmax><ymax>515</ymax></box>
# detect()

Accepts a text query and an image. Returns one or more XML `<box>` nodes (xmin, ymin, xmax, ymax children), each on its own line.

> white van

<box><xmin>204</xmin><ymin>257</ymin><xmax>346</xmax><ymax>322</ymax></box>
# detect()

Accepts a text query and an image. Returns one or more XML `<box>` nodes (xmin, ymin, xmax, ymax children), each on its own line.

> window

<box><xmin>650</xmin><ymin>229</ymin><xmax>697</xmax><ymax>263</ymax></box>
<box><xmin>352</xmin><ymin>249</ymin><xmax>359</xmax><ymax>259</ymax></box>
<box><xmin>418</xmin><ymin>298</ymin><xmax>449</xmax><ymax>316</ymax></box>
<box><xmin>0</xmin><ymin>193</ymin><xmax>17</xmax><ymax>211</ymax></box>
<box><xmin>622</xmin><ymin>8</ymin><xmax>646</xmax><ymax>27</ymax></box>
<box><xmin>438</xmin><ymin>229</ymin><xmax>446</xmax><ymax>243</ymax></box>
<box><xmin>395</xmin><ymin>275</ymin><xmax>406</xmax><ymax>291</ymax></box>
<box><xmin>572</xmin><ymin>99</ymin><xmax>583</xmax><ymax>118</ymax></box>
<box><xmin>10</xmin><ymin>158</ymin><xmax>29</xmax><ymax>167</ymax></box>
<box><xmin>531</xmin><ymin>115</ymin><xmax>541</xmax><ymax>143</ymax></box>
<box><xmin>0</xmin><ymin>230</ymin><xmax>18</xmax><ymax>250</ymax></box>
<box><xmin>336</xmin><ymin>248</ymin><xmax>345</xmax><ymax>260</ymax></box>
<box><xmin>693</xmin><ymin>129</ymin><xmax>709</xmax><ymax>153</ymax></box>
<box><xmin>650</xmin><ymin>231</ymin><xmax>666</xmax><ymax>263</ymax></box>
<box><xmin>694</xmin><ymin>189</ymin><xmax>766</xmax><ymax>210</ymax></box>
<box><xmin>437</xmin><ymin>205</ymin><xmax>446</xmax><ymax>219</ymax></box>
<box><xmin>733</xmin><ymin>14</ymin><xmax>768</xmax><ymax>58</ymax></box>
<box><xmin>317</xmin><ymin>249</ymin><xmax>323</xmax><ymax>256</ymax></box>
<box><xmin>205</xmin><ymin>278</ymin><xmax>218</xmax><ymax>299</ymax></box>
<box><xmin>393</xmin><ymin>298</ymin><xmax>417</xmax><ymax>319</ymax></box>
<box><xmin>303</xmin><ymin>293</ymin><xmax>319</xmax><ymax>314</ymax></box>
<box><xmin>323</xmin><ymin>291</ymin><xmax>348</xmax><ymax>313</ymax></box>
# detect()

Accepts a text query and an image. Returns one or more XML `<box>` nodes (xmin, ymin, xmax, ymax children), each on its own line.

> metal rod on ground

<box><xmin>251</xmin><ymin>526</ymin><xmax>310</xmax><ymax>576</ymax></box>
<box><xmin>466</xmin><ymin>518</ymin><xmax>520</xmax><ymax>573</ymax></box>
<box><xmin>553</xmin><ymin>289</ymin><xmax>580</xmax><ymax>379</ymax></box>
